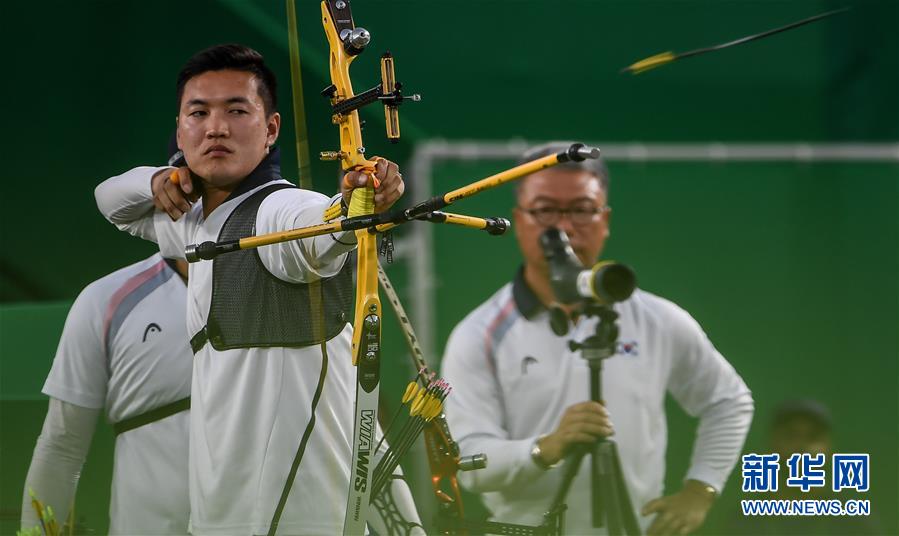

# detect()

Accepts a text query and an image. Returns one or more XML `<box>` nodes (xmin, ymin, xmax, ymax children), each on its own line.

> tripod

<box><xmin>548</xmin><ymin>304</ymin><xmax>641</xmax><ymax>536</ymax></box>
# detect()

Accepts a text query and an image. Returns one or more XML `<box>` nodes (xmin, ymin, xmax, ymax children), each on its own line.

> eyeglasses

<box><xmin>518</xmin><ymin>204</ymin><xmax>609</xmax><ymax>226</ymax></box>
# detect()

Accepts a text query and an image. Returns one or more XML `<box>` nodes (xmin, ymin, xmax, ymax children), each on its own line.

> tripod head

<box><xmin>568</xmin><ymin>304</ymin><xmax>620</xmax><ymax>364</ymax></box>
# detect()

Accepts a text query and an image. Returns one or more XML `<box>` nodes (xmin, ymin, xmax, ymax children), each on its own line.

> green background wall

<box><xmin>1</xmin><ymin>0</ymin><xmax>896</xmax><ymax>534</ymax></box>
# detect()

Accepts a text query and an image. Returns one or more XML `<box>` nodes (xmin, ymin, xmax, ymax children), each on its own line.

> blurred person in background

<box><xmin>21</xmin><ymin>254</ymin><xmax>192</xmax><ymax>534</ymax></box>
<box><xmin>729</xmin><ymin>399</ymin><xmax>881</xmax><ymax>535</ymax></box>
<box><xmin>441</xmin><ymin>141</ymin><xmax>754</xmax><ymax>535</ymax></box>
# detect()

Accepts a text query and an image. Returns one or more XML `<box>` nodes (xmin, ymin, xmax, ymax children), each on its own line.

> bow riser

<box><xmin>321</xmin><ymin>2</ymin><xmax>383</xmax><ymax>534</ymax></box>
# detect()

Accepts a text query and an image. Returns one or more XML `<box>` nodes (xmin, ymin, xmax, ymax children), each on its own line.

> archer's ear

<box><xmin>267</xmin><ymin>113</ymin><xmax>282</xmax><ymax>146</ymax></box>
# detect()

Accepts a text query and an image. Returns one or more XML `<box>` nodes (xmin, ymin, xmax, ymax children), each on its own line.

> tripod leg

<box><xmin>593</xmin><ymin>440</ymin><xmax>642</xmax><ymax>535</ymax></box>
<box><xmin>596</xmin><ymin>441</ymin><xmax>624</xmax><ymax>533</ymax></box>
<box><xmin>549</xmin><ymin>445</ymin><xmax>589</xmax><ymax>515</ymax></box>
<box><xmin>591</xmin><ymin>441</ymin><xmax>605</xmax><ymax>528</ymax></box>
<box><xmin>608</xmin><ymin>441</ymin><xmax>641</xmax><ymax>535</ymax></box>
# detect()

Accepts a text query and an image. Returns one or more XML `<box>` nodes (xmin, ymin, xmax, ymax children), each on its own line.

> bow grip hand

<box><xmin>341</xmin><ymin>157</ymin><xmax>405</xmax><ymax>215</ymax></box>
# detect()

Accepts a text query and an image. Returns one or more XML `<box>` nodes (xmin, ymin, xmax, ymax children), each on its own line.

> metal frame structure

<box><xmin>405</xmin><ymin>141</ymin><xmax>899</xmax><ymax>360</ymax></box>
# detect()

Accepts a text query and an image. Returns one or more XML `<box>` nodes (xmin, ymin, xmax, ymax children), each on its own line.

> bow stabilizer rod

<box><xmin>183</xmin><ymin>142</ymin><xmax>597</xmax><ymax>262</ymax></box>
<box><xmin>373</xmin><ymin>212</ymin><xmax>510</xmax><ymax>235</ymax></box>
<box><xmin>184</xmin><ymin>212</ymin><xmax>509</xmax><ymax>262</ymax></box>
<box><xmin>401</xmin><ymin>143</ymin><xmax>600</xmax><ymax>218</ymax></box>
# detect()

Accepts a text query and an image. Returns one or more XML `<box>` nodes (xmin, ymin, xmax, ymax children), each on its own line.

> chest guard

<box><xmin>202</xmin><ymin>183</ymin><xmax>353</xmax><ymax>351</ymax></box>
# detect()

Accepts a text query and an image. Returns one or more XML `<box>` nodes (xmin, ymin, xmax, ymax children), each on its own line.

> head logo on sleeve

<box><xmin>142</xmin><ymin>323</ymin><xmax>162</xmax><ymax>342</ymax></box>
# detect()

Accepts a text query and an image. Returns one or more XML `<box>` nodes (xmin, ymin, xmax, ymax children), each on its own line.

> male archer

<box><xmin>95</xmin><ymin>44</ymin><xmax>407</xmax><ymax>534</ymax></box>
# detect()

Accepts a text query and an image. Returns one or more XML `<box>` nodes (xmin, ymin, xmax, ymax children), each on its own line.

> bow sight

<box><xmin>320</xmin><ymin>52</ymin><xmax>420</xmax><ymax>145</ymax></box>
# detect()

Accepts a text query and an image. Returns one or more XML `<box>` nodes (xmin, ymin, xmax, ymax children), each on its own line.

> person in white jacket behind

<box><xmin>21</xmin><ymin>255</ymin><xmax>192</xmax><ymax>534</ymax></box>
<box><xmin>441</xmin><ymin>142</ymin><xmax>754</xmax><ymax>536</ymax></box>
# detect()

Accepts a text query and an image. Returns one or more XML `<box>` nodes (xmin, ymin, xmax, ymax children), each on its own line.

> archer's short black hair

<box><xmin>176</xmin><ymin>44</ymin><xmax>278</xmax><ymax>115</ymax></box>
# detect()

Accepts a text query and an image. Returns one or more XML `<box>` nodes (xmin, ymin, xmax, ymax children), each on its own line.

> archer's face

<box><xmin>176</xmin><ymin>69</ymin><xmax>280</xmax><ymax>190</ymax></box>
<box><xmin>513</xmin><ymin>168</ymin><xmax>610</xmax><ymax>273</ymax></box>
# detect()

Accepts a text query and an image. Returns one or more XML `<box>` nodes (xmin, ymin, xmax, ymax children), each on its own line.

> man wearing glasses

<box><xmin>440</xmin><ymin>142</ymin><xmax>753</xmax><ymax>535</ymax></box>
